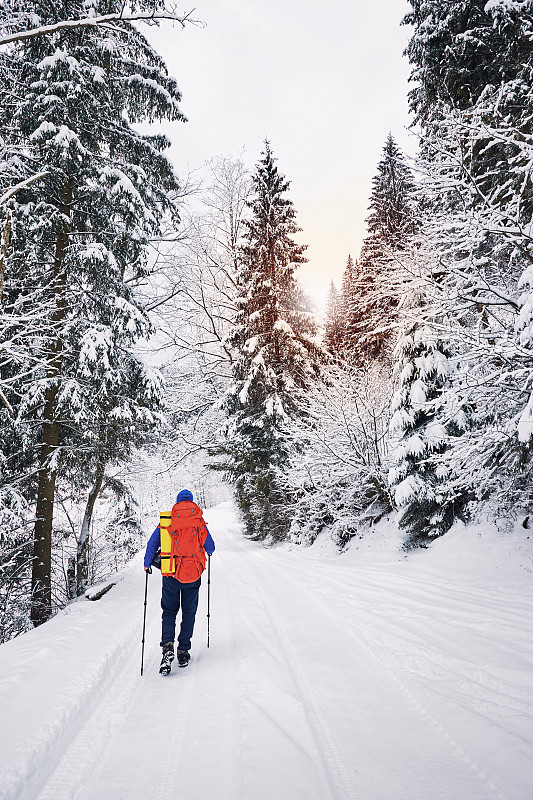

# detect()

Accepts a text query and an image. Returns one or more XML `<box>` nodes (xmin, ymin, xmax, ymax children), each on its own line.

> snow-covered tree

<box><xmin>394</xmin><ymin>0</ymin><xmax>533</xmax><ymax>538</ymax></box>
<box><xmin>222</xmin><ymin>142</ymin><xmax>320</xmax><ymax>540</ymax></box>
<box><xmin>363</xmin><ymin>134</ymin><xmax>418</xmax><ymax>249</ymax></box>
<box><xmin>156</xmin><ymin>156</ymin><xmax>252</xmax><ymax>378</ymax></box>
<box><xmin>388</xmin><ymin>292</ymin><xmax>469</xmax><ymax>547</ymax></box>
<box><xmin>340</xmin><ymin>254</ymin><xmax>355</xmax><ymax>324</ymax></box>
<box><xmin>403</xmin><ymin>0</ymin><xmax>532</xmax><ymax>125</ymax></box>
<box><xmin>141</xmin><ymin>156</ymin><xmax>252</xmax><ymax>493</ymax></box>
<box><xmin>415</xmin><ymin>108</ymin><xmax>533</xmax><ymax>520</ymax></box>
<box><xmin>323</xmin><ymin>281</ymin><xmax>343</xmax><ymax>355</ymax></box>
<box><xmin>1</xmin><ymin>0</ymin><xmax>184</xmax><ymax>625</ymax></box>
<box><xmin>345</xmin><ymin>135</ymin><xmax>418</xmax><ymax>365</ymax></box>
<box><xmin>284</xmin><ymin>363</ymin><xmax>393</xmax><ymax>547</ymax></box>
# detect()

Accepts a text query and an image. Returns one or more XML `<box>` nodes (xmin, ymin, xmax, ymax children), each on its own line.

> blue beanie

<box><xmin>176</xmin><ymin>489</ymin><xmax>193</xmax><ymax>503</ymax></box>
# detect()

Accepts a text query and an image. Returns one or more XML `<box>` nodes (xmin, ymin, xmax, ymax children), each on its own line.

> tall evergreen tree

<box><xmin>404</xmin><ymin>0</ymin><xmax>533</xmax><ymax>211</ymax></box>
<box><xmin>345</xmin><ymin>135</ymin><xmax>418</xmax><ymax>364</ymax></box>
<box><xmin>323</xmin><ymin>281</ymin><xmax>343</xmax><ymax>355</ymax></box>
<box><xmin>394</xmin><ymin>0</ymin><xmax>533</xmax><ymax>537</ymax></box>
<box><xmin>2</xmin><ymin>0</ymin><xmax>184</xmax><ymax>624</ymax></box>
<box><xmin>403</xmin><ymin>0</ymin><xmax>532</xmax><ymax>124</ymax></box>
<box><xmin>339</xmin><ymin>253</ymin><xmax>355</xmax><ymax>353</ymax></box>
<box><xmin>388</xmin><ymin>292</ymin><xmax>471</xmax><ymax>547</ymax></box>
<box><xmin>222</xmin><ymin>142</ymin><xmax>319</xmax><ymax>540</ymax></box>
<box><xmin>363</xmin><ymin>134</ymin><xmax>418</xmax><ymax>248</ymax></box>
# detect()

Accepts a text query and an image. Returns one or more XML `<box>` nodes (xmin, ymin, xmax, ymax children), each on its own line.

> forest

<box><xmin>1</xmin><ymin>0</ymin><xmax>533</xmax><ymax>642</ymax></box>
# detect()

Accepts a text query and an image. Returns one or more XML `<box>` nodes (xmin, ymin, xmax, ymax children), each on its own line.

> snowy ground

<box><xmin>1</xmin><ymin>501</ymin><xmax>532</xmax><ymax>800</ymax></box>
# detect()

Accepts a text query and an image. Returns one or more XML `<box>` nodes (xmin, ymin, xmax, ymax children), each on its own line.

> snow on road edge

<box><xmin>0</xmin><ymin>553</ymin><xmax>159</xmax><ymax>800</ymax></box>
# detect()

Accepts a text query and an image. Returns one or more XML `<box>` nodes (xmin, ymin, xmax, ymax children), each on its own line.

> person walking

<box><xmin>144</xmin><ymin>489</ymin><xmax>215</xmax><ymax>675</ymax></box>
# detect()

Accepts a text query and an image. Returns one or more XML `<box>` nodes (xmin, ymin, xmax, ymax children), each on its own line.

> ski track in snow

<box><xmin>326</xmin><ymin>568</ymin><xmax>533</xmax><ymax>798</ymax></box>
<box><xmin>226</xmin><ymin>535</ymin><xmax>497</xmax><ymax>800</ymax></box>
<box><xmin>228</xmin><ymin>533</ymin><xmax>357</xmax><ymax>800</ymax></box>
<box><xmin>259</xmin><ymin>547</ymin><xmax>506</xmax><ymax>800</ymax></box>
<box><xmin>1</xmin><ymin>501</ymin><xmax>532</xmax><ymax>800</ymax></box>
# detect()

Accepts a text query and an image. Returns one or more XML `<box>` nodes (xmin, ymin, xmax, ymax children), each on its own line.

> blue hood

<box><xmin>176</xmin><ymin>489</ymin><xmax>193</xmax><ymax>503</ymax></box>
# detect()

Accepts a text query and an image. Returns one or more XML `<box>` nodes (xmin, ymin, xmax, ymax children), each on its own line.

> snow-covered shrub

<box><xmin>285</xmin><ymin>364</ymin><xmax>393</xmax><ymax>548</ymax></box>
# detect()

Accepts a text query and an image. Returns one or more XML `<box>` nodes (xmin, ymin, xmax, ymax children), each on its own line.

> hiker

<box><xmin>144</xmin><ymin>489</ymin><xmax>215</xmax><ymax>674</ymax></box>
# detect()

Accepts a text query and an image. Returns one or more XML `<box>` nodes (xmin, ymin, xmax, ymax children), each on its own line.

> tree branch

<box><xmin>0</xmin><ymin>9</ymin><xmax>201</xmax><ymax>46</ymax></box>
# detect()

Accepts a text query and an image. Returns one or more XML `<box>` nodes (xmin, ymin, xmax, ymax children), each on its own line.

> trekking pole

<box><xmin>140</xmin><ymin>568</ymin><xmax>151</xmax><ymax>676</ymax></box>
<box><xmin>207</xmin><ymin>554</ymin><xmax>211</xmax><ymax>648</ymax></box>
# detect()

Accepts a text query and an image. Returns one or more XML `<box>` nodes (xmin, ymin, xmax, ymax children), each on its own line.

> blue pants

<box><xmin>160</xmin><ymin>575</ymin><xmax>201</xmax><ymax>651</ymax></box>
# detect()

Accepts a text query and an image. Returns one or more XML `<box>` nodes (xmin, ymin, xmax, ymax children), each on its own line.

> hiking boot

<box><xmin>159</xmin><ymin>642</ymin><xmax>174</xmax><ymax>675</ymax></box>
<box><xmin>177</xmin><ymin>649</ymin><xmax>190</xmax><ymax>668</ymax></box>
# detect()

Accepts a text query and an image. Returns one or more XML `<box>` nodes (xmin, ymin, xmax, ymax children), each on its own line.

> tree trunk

<box><xmin>31</xmin><ymin>175</ymin><xmax>73</xmax><ymax>627</ymax></box>
<box><xmin>0</xmin><ymin>209</ymin><xmax>12</xmax><ymax>305</ymax></box>
<box><xmin>269</xmin><ymin>246</ymin><xmax>280</xmax><ymax>365</ymax></box>
<box><xmin>76</xmin><ymin>468</ymin><xmax>105</xmax><ymax>596</ymax></box>
<box><xmin>67</xmin><ymin>555</ymin><xmax>76</xmax><ymax>600</ymax></box>
<box><xmin>31</xmin><ymin>396</ymin><xmax>59</xmax><ymax>626</ymax></box>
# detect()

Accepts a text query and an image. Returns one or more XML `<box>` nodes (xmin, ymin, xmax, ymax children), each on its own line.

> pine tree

<box><xmin>388</xmin><ymin>303</ymin><xmax>472</xmax><ymax>547</ymax></box>
<box><xmin>222</xmin><ymin>142</ymin><xmax>320</xmax><ymax>540</ymax></box>
<box><xmin>2</xmin><ymin>0</ymin><xmax>184</xmax><ymax>624</ymax></box>
<box><xmin>337</xmin><ymin>253</ymin><xmax>356</xmax><ymax>358</ymax></box>
<box><xmin>363</xmin><ymin>134</ymin><xmax>418</xmax><ymax>248</ymax></box>
<box><xmin>403</xmin><ymin>0</ymin><xmax>532</xmax><ymax>124</ymax></box>
<box><xmin>399</xmin><ymin>0</ymin><xmax>533</xmax><ymax>533</ymax></box>
<box><xmin>404</xmin><ymin>0</ymin><xmax>533</xmax><ymax>209</ymax></box>
<box><xmin>323</xmin><ymin>281</ymin><xmax>343</xmax><ymax>355</ymax></box>
<box><xmin>345</xmin><ymin>135</ymin><xmax>418</xmax><ymax>364</ymax></box>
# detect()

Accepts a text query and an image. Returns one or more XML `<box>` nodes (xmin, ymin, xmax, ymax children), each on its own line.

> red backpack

<box><xmin>160</xmin><ymin>500</ymin><xmax>207</xmax><ymax>582</ymax></box>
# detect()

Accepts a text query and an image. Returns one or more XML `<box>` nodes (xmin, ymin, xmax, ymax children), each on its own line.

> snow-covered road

<box><xmin>1</xmin><ymin>502</ymin><xmax>532</xmax><ymax>800</ymax></box>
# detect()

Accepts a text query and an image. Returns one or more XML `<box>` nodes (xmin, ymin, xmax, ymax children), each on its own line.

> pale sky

<box><xmin>145</xmin><ymin>1</ymin><xmax>415</xmax><ymax>308</ymax></box>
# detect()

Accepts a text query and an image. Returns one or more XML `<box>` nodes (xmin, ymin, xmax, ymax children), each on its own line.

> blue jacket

<box><xmin>144</xmin><ymin>490</ymin><xmax>215</xmax><ymax>570</ymax></box>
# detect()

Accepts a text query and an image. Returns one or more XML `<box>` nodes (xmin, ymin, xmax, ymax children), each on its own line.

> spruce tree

<box><xmin>3</xmin><ymin>0</ymin><xmax>184</xmax><ymax>624</ymax></box>
<box><xmin>338</xmin><ymin>254</ymin><xmax>356</xmax><ymax>357</ymax></box>
<box><xmin>403</xmin><ymin>0</ymin><xmax>532</xmax><ymax>123</ymax></box>
<box><xmin>363</xmin><ymin>135</ymin><xmax>418</xmax><ymax>249</ymax></box>
<box><xmin>404</xmin><ymin>0</ymin><xmax>533</xmax><ymax>206</ymax></box>
<box><xmin>323</xmin><ymin>281</ymin><xmax>343</xmax><ymax>356</ymax></box>
<box><xmin>345</xmin><ymin>135</ymin><xmax>418</xmax><ymax>364</ymax></box>
<box><xmin>399</xmin><ymin>0</ymin><xmax>533</xmax><ymax>534</ymax></box>
<box><xmin>223</xmin><ymin>142</ymin><xmax>319</xmax><ymax>540</ymax></box>
<box><xmin>388</xmin><ymin>307</ymin><xmax>471</xmax><ymax>547</ymax></box>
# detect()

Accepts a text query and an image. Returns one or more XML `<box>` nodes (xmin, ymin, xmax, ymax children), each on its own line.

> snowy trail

<box><xmin>1</xmin><ymin>501</ymin><xmax>532</xmax><ymax>800</ymax></box>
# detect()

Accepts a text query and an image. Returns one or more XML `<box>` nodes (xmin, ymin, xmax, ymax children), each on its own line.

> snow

<box><xmin>0</xmin><ymin>502</ymin><xmax>532</xmax><ymax>800</ymax></box>
<box><xmin>425</xmin><ymin>421</ymin><xmax>447</xmax><ymax>443</ymax></box>
<box><xmin>265</xmin><ymin>393</ymin><xmax>287</xmax><ymax>419</ymax></box>
<box><xmin>37</xmin><ymin>49</ymin><xmax>79</xmax><ymax>73</ymax></box>
<box><xmin>409</xmin><ymin>378</ymin><xmax>427</xmax><ymax>404</ymax></box>
<box><xmin>119</xmin><ymin>74</ymin><xmax>174</xmax><ymax>106</ymax></box>
<box><xmin>389</xmin><ymin>406</ymin><xmax>415</xmax><ymax>433</ymax></box>
<box><xmin>403</xmin><ymin>432</ymin><xmax>426</xmax><ymax>456</ymax></box>
<box><xmin>100</xmin><ymin>167</ymin><xmax>145</xmax><ymax>213</ymax></box>
<box><xmin>484</xmin><ymin>0</ymin><xmax>515</xmax><ymax>11</ymax></box>
<box><xmin>238</xmin><ymin>379</ymin><xmax>251</xmax><ymax>404</ymax></box>
<box><xmin>91</xmin><ymin>66</ymin><xmax>105</xmax><ymax>85</ymax></box>
<box><xmin>273</xmin><ymin>318</ymin><xmax>294</xmax><ymax>334</ymax></box>
<box><xmin>393</xmin><ymin>473</ymin><xmax>426</xmax><ymax>506</ymax></box>
<box><xmin>243</xmin><ymin>336</ymin><xmax>258</xmax><ymax>354</ymax></box>
<box><xmin>29</xmin><ymin>122</ymin><xmax>56</xmax><ymax>141</ymax></box>
<box><xmin>517</xmin><ymin>393</ymin><xmax>533</xmax><ymax>442</ymax></box>
<box><xmin>78</xmin><ymin>327</ymin><xmax>112</xmax><ymax>375</ymax></box>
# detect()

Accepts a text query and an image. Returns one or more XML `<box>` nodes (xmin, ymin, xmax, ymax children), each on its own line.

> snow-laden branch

<box><xmin>0</xmin><ymin>9</ymin><xmax>201</xmax><ymax>46</ymax></box>
<box><xmin>0</xmin><ymin>385</ymin><xmax>13</xmax><ymax>415</ymax></box>
<box><xmin>0</xmin><ymin>171</ymin><xmax>50</xmax><ymax>206</ymax></box>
